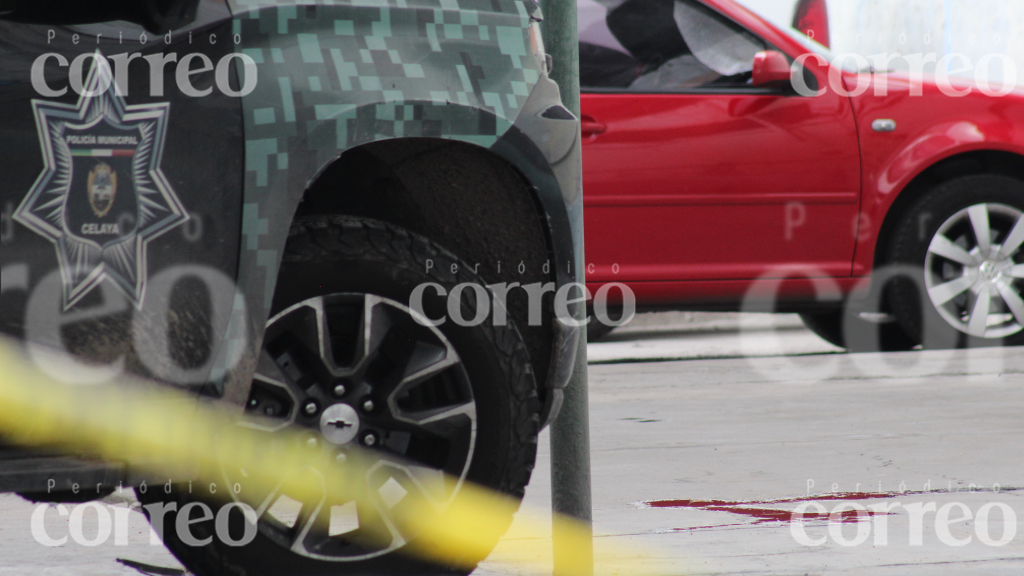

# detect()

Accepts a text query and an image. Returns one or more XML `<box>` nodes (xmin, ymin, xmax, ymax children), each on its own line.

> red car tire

<box><xmin>887</xmin><ymin>175</ymin><xmax>1024</xmax><ymax>349</ymax></box>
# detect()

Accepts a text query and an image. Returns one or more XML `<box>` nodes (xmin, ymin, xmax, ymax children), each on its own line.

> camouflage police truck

<box><xmin>0</xmin><ymin>0</ymin><xmax>582</xmax><ymax>573</ymax></box>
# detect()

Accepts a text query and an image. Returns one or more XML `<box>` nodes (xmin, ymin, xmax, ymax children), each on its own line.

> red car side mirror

<box><xmin>752</xmin><ymin>51</ymin><xmax>792</xmax><ymax>87</ymax></box>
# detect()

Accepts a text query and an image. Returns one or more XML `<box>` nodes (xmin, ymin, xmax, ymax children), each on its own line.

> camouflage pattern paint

<box><xmin>213</xmin><ymin>0</ymin><xmax>581</xmax><ymax>407</ymax></box>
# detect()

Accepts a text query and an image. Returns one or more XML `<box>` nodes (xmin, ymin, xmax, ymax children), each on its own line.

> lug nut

<box><xmin>362</xmin><ymin>399</ymin><xmax>375</xmax><ymax>413</ymax></box>
<box><xmin>336</xmin><ymin>452</ymin><xmax>347</xmax><ymax>464</ymax></box>
<box><xmin>363</xmin><ymin>432</ymin><xmax>378</xmax><ymax>447</ymax></box>
<box><xmin>304</xmin><ymin>401</ymin><xmax>319</xmax><ymax>415</ymax></box>
<box><xmin>333</xmin><ymin>384</ymin><xmax>347</xmax><ymax>397</ymax></box>
<box><xmin>306</xmin><ymin>436</ymin><xmax>319</xmax><ymax>448</ymax></box>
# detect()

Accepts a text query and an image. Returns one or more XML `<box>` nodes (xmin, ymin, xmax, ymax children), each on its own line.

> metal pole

<box><xmin>539</xmin><ymin>0</ymin><xmax>581</xmax><ymax>119</ymax></box>
<box><xmin>538</xmin><ymin>1</ymin><xmax>593</xmax><ymax>575</ymax></box>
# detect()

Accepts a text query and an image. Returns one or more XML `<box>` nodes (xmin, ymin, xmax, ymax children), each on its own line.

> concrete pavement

<box><xmin>481</xmin><ymin>320</ymin><xmax>1024</xmax><ymax>575</ymax></box>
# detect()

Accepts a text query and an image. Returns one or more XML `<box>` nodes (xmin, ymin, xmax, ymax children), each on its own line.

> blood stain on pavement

<box><xmin>641</xmin><ymin>492</ymin><xmax>902</xmax><ymax>532</ymax></box>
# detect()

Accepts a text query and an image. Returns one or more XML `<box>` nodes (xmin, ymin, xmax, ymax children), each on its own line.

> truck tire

<box><xmin>140</xmin><ymin>216</ymin><xmax>540</xmax><ymax>575</ymax></box>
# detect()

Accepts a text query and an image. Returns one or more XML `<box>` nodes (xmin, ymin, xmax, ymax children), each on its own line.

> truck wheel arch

<box><xmin>294</xmin><ymin>137</ymin><xmax>559</xmax><ymax>409</ymax></box>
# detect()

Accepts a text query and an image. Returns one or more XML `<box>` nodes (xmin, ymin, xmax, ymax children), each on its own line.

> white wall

<box><xmin>733</xmin><ymin>0</ymin><xmax>1024</xmax><ymax>81</ymax></box>
<box><xmin>732</xmin><ymin>0</ymin><xmax>798</xmax><ymax>29</ymax></box>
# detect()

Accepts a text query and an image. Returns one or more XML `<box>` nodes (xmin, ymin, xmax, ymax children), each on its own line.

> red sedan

<box><xmin>579</xmin><ymin>0</ymin><xmax>1024</xmax><ymax>350</ymax></box>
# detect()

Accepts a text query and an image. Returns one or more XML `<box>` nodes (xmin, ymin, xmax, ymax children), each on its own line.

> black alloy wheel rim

<box><xmin>227</xmin><ymin>293</ymin><xmax>477</xmax><ymax>561</ymax></box>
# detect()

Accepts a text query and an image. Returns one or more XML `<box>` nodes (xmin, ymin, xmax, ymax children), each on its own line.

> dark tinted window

<box><xmin>578</xmin><ymin>0</ymin><xmax>767</xmax><ymax>92</ymax></box>
<box><xmin>0</xmin><ymin>0</ymin><xmax>201</xmax><ymax>33</ymax></box>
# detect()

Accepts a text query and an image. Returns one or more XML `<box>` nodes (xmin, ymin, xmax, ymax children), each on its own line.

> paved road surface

<box><xmin>483</xmin><ymin>315</ymin><xmax>1024</xmax><ymax>575</ymax></box>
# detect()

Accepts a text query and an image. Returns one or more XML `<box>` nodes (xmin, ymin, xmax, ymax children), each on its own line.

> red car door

<box><xmin>579</xmin><ymin>0</ymin><xmax>860</xmax><ymax>288</ymax></box>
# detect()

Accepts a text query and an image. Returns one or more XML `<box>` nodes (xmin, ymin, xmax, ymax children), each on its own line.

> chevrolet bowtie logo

<box><xmin>327</xmin><ymin>419</ymin><xmax>353</xmax><ymax>430</ymax></box>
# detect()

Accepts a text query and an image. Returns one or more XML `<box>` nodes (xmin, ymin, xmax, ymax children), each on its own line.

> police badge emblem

<box><xmin>14</xmin><ymin>53</ymin><xmax>188</xmax><ymax>310</ymax></box>
<box><xmin>87</xmin><ymin>162</ymin><xmax>118</xmax><ymax>218</ymax></box>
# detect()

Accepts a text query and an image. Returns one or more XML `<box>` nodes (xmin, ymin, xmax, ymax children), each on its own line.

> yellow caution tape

<box><xmin>0</xmin><ymin>341</ymin><xmax>673</xmax><ymax>576</ymax></box>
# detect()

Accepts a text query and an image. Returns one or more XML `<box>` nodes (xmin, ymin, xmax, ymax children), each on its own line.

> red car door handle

<box><xmin>580</xmin><ymin>117</ymin><xmax>607</xmax><ymax>136</ymax></box>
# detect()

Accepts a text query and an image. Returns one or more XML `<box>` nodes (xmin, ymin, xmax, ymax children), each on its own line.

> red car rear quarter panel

<box><xmin>848</xmin><ymin>74</ymin><xmax>1024</xmax><ymax>275</ymax></box>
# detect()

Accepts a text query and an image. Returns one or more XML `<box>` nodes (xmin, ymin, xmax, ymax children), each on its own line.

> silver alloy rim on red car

<box><xmin>924</xmin><ymin>203</ymin><xmax>1024</xmax><ymax>338</ymax></box>
<box><xmin>230</xmin><ymin>293</ymin><xmax>477</xmax><ymax>561</ymax></box>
